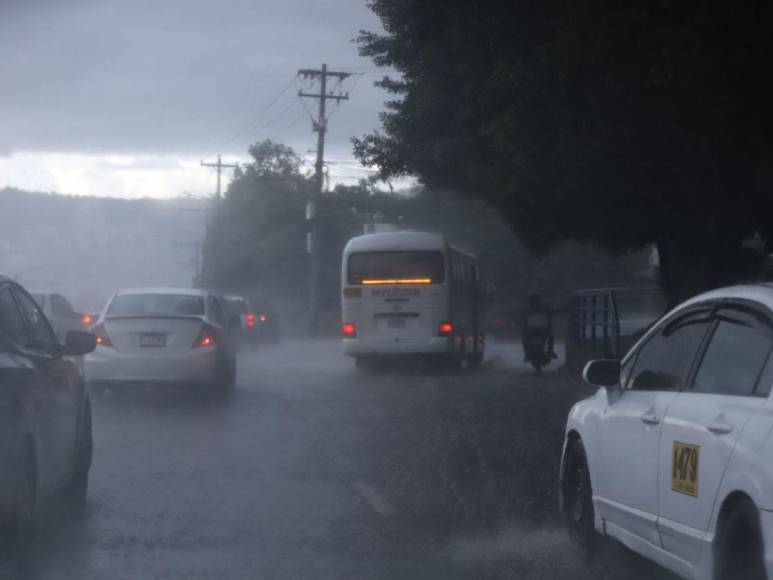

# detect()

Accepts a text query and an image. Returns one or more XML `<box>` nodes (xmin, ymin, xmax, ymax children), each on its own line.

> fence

<box><xmin>565</xmin><ymin>286</ymin><xmax>667</xmax><ymax>375</ymax></box>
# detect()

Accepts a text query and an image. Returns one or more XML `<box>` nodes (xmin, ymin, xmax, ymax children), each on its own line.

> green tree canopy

<box><xmin>355</xmin><ymin>1</ymin><xmax>773</xmax><ymax>302</ymax></box>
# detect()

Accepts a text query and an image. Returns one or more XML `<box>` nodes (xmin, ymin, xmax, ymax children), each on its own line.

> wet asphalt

<box><xmin>0</xmin><ymin>339</ymin><xmax>677</xmax><ymax>579</ymax></box>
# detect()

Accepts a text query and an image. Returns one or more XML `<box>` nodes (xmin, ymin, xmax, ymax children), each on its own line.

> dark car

<box><xmin>0</xmin><ymin>274</ymin><xmax>96</xmax><ymax>544</ymax></box>
<box><xmin>222</xmin><ymin>294</ymin><xmax>259</xmax><ymax>349</ymax></box>
<box><xmin>252</xmin><ymin>305</ymin><xmax>280</xmax><ymax>345</ymax></box>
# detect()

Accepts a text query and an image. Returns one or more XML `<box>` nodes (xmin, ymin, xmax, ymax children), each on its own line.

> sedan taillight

<box><xmin>193</xmin><ymin>323</ymin><xmax>218</xmax><ymax>347</ymax></box>
<box><xmin>91</xmin><ymin>322</ymin><xmax>113</xmax><ymax>347</ymax></box>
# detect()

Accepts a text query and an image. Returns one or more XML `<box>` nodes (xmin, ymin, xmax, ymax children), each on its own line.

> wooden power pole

<box><xmin>201</xmin><ymin>155</ymin><xmax>238</xmax><ymax>200</ymax></box>
<box><xmin>298</xmin><ymin>64</ymin><xmax>351</xmax><ymax>333</ymax></box>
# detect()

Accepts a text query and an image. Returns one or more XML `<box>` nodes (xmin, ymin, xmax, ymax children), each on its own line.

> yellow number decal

<box><xmin>672</xmin><ymin>441</ymin><xmax>700</xmax><ymax>497</ymax></box>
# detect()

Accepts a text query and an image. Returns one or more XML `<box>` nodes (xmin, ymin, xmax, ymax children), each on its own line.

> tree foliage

<box><xmin>201</xmin><ymin>141</ymin><xmax>646</xmax><ymax>334</ymax></box>
<box><xmin>355</xmin><ymin>1</ymin><xmax>773</xmax><ymax>302</ymax></box>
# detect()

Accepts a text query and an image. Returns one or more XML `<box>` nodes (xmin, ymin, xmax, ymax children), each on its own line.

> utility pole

<box><xmin>298</xmin><ymin>64</ymin><xmax>351</xmax><ymax>334</ymax></box>
<box><xmin>200</xmin><ymin>155</ymin><xmax>238</xmax><ymax>200</ymax></box>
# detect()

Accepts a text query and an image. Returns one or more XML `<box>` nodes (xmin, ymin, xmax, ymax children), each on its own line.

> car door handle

<box><xmin>706</xmin><ymin>421</ymin><xmax>734</xmax><ymax>435</ymax></box>
<box><xmin>641</xmin><ymin>413</ymin><xmax>661</xmax><ymax>425</ymax></box>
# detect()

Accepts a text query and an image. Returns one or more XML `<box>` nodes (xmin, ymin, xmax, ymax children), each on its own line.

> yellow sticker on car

<box><xmin>672</xmin><ymin>441</ymin><xmax>700</xmax><ymax>497</ymax></box>
<box><xmin>343</xmin><ymin>287</ymin><xmax>362</xmax><ymax>298</ymax></box>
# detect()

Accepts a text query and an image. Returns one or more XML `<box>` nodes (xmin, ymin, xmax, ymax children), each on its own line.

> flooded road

<box><xmin>1</xmin><ymin>340</ymin><xmax>675</xmax><ymax>579</ymax></box>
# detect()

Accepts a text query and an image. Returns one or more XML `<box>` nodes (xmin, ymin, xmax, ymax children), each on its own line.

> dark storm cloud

<box><xmin>0</xmin><ymin>0</ymin><xmax>387</xmax><ymax>156</ymax></box>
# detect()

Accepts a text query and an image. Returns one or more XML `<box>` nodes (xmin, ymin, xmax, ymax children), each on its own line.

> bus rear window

<box><xmin>348</xmin><ymin>251</ymin><xmax>445</xmax><ymax>284</ymax></box>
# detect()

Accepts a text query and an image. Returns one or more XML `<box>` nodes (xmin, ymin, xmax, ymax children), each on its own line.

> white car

<box><xmin>29</xmin><ymin>290</ymin><xmax>92</xmax><ymax>342</ymax></box>
<box><xmin>86</xmin><ymin>288</ymin><xmax>236</xmax><ymax>392</ymax></box>
<box><xmin>559</xmin><ymin>284</ymin><xmax>773</xmax><ymax>580</ymax></box>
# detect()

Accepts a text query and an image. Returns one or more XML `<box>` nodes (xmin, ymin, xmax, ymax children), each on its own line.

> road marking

<box><xmin>354</xmin><ymin>481</ymin><xmax>396</xmax><ymax>516</ymax></box>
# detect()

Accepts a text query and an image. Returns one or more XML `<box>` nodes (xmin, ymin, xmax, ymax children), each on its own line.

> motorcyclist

<box><xmin>520</xmin><ymin>292</ymin><xmax>557</xmax><ymax>361</ymax></box>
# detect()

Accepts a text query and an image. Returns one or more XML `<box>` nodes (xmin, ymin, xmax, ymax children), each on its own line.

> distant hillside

<box><xmin>0</xmin><ymin>187</ymin><xmax>209</xmax><ymax>311</ymax></box>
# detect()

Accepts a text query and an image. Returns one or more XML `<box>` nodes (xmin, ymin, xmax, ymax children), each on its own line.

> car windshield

<box><xmin>107</xmin><ymin>294</ymin><xmax>204</xmax><ymax>317</ymax></box>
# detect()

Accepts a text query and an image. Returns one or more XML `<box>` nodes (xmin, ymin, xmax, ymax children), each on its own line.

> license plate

<box><xmin>139</xmin><ymin>333</ymin><xmax>166</xmax><ymax>347</ymax></box>
<box><xmin>672</xmin><ymin>441</ymin><xmax>700</xmax><ymax>497</ymax></box>
<box><xmin>388</xmin><ymin>318</ymin><xmax>406</xmax><ymax>328</ymax></box>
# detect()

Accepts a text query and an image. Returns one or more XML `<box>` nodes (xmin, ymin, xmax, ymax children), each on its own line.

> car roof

<box><xmin>25</xmin><ymin>289</ymin><xmax>62</xmax><ymax>297</ymax></box>
<box><xmin>223</xmin><ymin>294</ymin><xmax>247</xmax><ymax>302</ymax></box>
<box><xmin>114</xmin><ymin>287</ymin><xmax>208</xmax><ymax>297</ymax></box>
<box><xmin>344</xmin><ymin>231</ymin><xmax>448</xmax><ymax>253</ymax></box>
<box><xmin>676</xmin><ymin>284</ymin><xmax>773</xmax><ymax>313</ymax></box>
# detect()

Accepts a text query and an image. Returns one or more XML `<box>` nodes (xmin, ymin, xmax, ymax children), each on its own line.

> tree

<box><xmin>355</xmin><ymin>1</ymin><xmax>773</xmax><ymax>303</ymax></box>
<box><xmin>200</xmin><ymin>141</ymin><xmax>313</xmax><ymax>313</ymax></box>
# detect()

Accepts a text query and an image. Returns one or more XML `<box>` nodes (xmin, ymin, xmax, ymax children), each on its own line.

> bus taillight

<box><xmin>342</xmin><ymin>322</ymin><xmax>357</xmax><ymax>337</ymax></box>
<box><xmin>438</xmin><ymin>322</ymin><xmax>454</xmax><ymax>336</ymax></box>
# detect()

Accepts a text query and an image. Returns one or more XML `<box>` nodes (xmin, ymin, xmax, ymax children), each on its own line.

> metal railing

<box><xmin>567</xmin><ymin>286</ymin><xmax>666</xmax><ymax>372</ymax></box>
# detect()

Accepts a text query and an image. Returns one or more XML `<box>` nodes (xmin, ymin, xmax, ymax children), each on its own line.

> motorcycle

<box><xmin>523</xmin><ymin>329</ymin><xmax>554</xmax><ymax>372</ymax></box>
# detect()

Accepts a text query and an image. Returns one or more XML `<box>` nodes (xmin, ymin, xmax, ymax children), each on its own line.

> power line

<box><xmin>220</xmin><ymin>97</ymin><xmax>304</xmax><ymax>156</ymax></box>
<box><xmin>203</xmin><ymin>74</ymin><xmax>299</xmax><ymax>159</ymax></box>
<box><xmin>270</xmin><ymin>108</ymin><xmax>309</xmax><ymax>141</ymax></box>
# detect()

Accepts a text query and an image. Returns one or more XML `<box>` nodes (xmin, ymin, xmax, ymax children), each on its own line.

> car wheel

<box><xmin>68</xmin><ymin>398</ymin><xmax>92</xmax><ymax>511</ymax></box>
<box><xmin>563</xmin><ymin>440</ymin><xmax>597</xmax><ymax>553</ymax></box>
<box><xmin>714</xmin><ymin>498</ymin><xmax>766</xmax><ymax>580</ymax></box>
<box><xmin>467</xmin><ymin>352</ymin><xmax>484</xmax><ymax>370</ymax></box>
<box><xmin>213</xmin><ymin>353</ymin><xmax>235</xmax><ymax>393</ymax></box>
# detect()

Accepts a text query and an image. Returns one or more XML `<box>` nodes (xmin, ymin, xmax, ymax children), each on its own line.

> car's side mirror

<box><xmin>62</xmin><ymin>330</ymin><xmax>97</xmax><ymax>356</ymax></box>
<box><xmin>583</xmin><ymin>359</ymin><xmax>621</xmax><ymax>388</ymax></box>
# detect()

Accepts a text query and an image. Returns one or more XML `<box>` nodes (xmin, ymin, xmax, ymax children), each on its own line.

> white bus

<box><xmin>341</xmin><ymin>231</ymin><xmax>484</xmax><ymax>366</ymax></box>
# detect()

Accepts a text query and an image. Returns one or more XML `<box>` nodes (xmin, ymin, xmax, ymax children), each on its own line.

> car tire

<box><xmin>563</xmin><ymin>440</ymin><xmax>597</xmax><ymax>553</ymax></box>
<box><xmin>212</xmin><ymin>353</ymin><xmax>236</xmax><ymax>394</ymax></box>
<box><xmin>714</xmin><ymin>498</ymin><xmax>767</xmax><ymax>580</ymax></box>
<box><xmin>468</xmin><ymin>352</ymin><xmax>484</xmax><ymax>370</ymax></box>
<box><xmin>68</xmin><ymin>398</ymin><xmax>92</xmax><ymax>512</ymax></box>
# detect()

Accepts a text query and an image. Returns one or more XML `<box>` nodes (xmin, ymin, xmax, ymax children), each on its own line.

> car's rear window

<box><xmin>107</xmin><ymin>294</ymin><xmax>205</xmax><ymax>317</ymax></box>
<box><xmin>348</xmin><ymin>251</ymin><xmax>445</xmax><ymax>284</ymax></box>
<box><xmin>30</xmin><ymin>293</ymin><xmax>46</xmax><ymax>308</ymax></box>
<box><xmin>226</xmin><ymin>299</ymin><xmax>249</xmax><ymax>314</ymax></box>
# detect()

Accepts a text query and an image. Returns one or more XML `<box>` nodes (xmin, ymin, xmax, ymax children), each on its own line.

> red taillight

<box><xmin>438</xmin><ymin>322</ymin><xmax>454</xmax><ymax>336</ymax></box>
<box><xmin>342</xmin><ymin>322</ymin><xmax>357</xmax><ymax>337</ymax></box>
<box><xmin>259</xmin><ymin>313</ymin><xmax>268</xmax><ymax>323</ymax></box>
<box><xmin>193</xmin><ymin>323</ymin><xmax>217</xmax><ymax>347</ymax></box>
<box><xmin>81</xmin><ymin>314</ymin><xmax>94</xmax><ymax>326</ymax></box>
<box><xmin>246</xmin><ymin>313</ymin><xmax>255</xmax><ymax>328</ymax></box>
<box><xmin>91</xmin><ymin>322</ymin><xmax>113</xmax><ymax>347</ymax></box>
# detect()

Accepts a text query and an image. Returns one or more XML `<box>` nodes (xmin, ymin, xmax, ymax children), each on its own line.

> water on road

<box><xmin>0</xmin><ymin>340</ymin><xmax>674</xmax><ymax>579</ymax></box>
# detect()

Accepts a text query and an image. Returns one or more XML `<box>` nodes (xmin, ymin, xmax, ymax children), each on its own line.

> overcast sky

<box><xmin>0</xmin><ymin>0</ymin><xmax>393</xmax><ymax>198</ymax></box>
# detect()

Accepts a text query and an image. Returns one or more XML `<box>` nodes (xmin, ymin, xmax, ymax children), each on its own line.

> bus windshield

<box><xmin>348</xmin><ymin>251</ymin><xmax>445</xmax><ymax>284</ymax></box>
